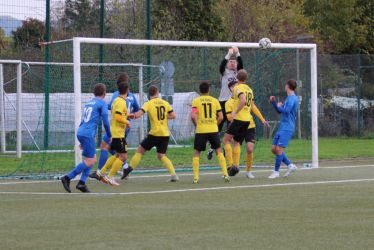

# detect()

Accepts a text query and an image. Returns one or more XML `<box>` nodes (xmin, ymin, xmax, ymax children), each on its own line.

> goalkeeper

<box><xmin>207</xmin><ymin>46</ymin><xmax>243</xmax><ymax>161</ymax></box>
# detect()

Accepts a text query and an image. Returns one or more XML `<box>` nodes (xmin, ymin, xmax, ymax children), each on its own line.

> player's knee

<box><xmin>271</xmin><ymin>147</ymin><xmax>276</xmax><ymax>154</ymax></box>
<box><xmin>84</xmin><ymin>158</ymin><xmax>96</xmax><ymax>166</ymax></box>
<box><xmin>157</xmin><ymin>153</ymin><xmax>164</xmax><ymax>160</ymax></box>
<box><xmin>100</xmin><ymin>141</ymin><xmax>109</xmax><ymax>150</ymax></box>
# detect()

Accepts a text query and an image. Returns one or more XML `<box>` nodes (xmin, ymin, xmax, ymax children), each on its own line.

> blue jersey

<box><xmin>77</xmin><ymin>97</ymin><xmax>111</xmax><ymax>138</ymax></box>
<box><xmin>272</xmin><ymin>94</ymin><xmax>298</xmax><ymax>132</ymax></box>
<box><xmin>108</xmin><ymin>91</ymin><xmax>140</xmax><ymax>115</ymax></box>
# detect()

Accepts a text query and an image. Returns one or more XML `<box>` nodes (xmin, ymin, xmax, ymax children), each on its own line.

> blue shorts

<box><xmin>77</xmin><ymin>135</ymin><xmax>96</xmax><ymax>158</ymax></box>
<box><xmin>102</xmin><ymin>127</ymin><xmax>130</xmax><ymax>144</ymax></box>
<box><xmin>272</xmin><ymin>130</ymin><xmax>294</xmax><ymax>148</ymax></box>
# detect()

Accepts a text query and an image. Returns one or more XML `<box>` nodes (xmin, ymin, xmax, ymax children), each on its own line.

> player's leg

<box><xmin>245</xmin><ymin>128</ymin><xmax>256</xmax><ymax>179</ymax></box>
<box><xmin>269</xmin><ymin>132</ymin><xmax>282</xmax><ymax>179</ymax></box>
<box><xmin>61</xmin><ymin>135</ymin><xmax>95</xmax><ymax>193</ymax></box>
<box><xmin>193</xmin><ymin>134</ymin><xmax>206</xmax><ymax>183</ymax></box>
<box><xmin>192</xmin><ymin>150</ymin><xmax>201</xmax><ymax>183</ymax></box>
<box><xmin>210</xmin><ymin>132</ymin><xmax>229</xmax><ymax>182</ymax></box>
<box><xmin>223</xmin><ymin>132</ymin><xmax>234</xmax><ymax>168</ymax></box>
<box><xmin>122</xmin><ymin>135</ymin><xmax>151</xmax><ymax>180</ymax></box>
<box><xmin>121</xmin><ymin>127</ymin><xmax>131</xmax><ymax>173</ymax></box>
<box><xmin>208</xmin><ymin>101</ymin><xmax>227</xmax><ymax>160</ymax></box>
<box><xmin>269</xmin><ymin>131</ymin><xmax>296</xmax><ymax>178</ymax></box>
<box><xmin>107</xmin><ymin>138</ymin><xmax>128</xmax><ymax>185</ymax></box>
<box><xmin>76</xmin><ymin>155</ymin><xmax>96</xmax><ymax>192</ymax></box>
<box><xmin>281</xmin><ymin>132</ymin><xmax>297</xmax><ymax>177</ymax></box>
<box><xmin>89</xmin><ymin>135</ymin><xmax>113</xmax><ymax>180</ymax></box>
<box><xmin>156</xmin><ymin>136</ymin><xmax>178</xmax><ymax>182</ymax></box>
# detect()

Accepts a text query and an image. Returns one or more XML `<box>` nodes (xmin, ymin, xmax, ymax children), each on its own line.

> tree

<box><xmin>12</xmin><ymin>18</ymin><xmax>44</xmax><ymax>49</ymax></box>
<box><xmin>0</xmin><ymin>27</ymin><xmax>6</xmax><ymax>52</ymax></box>
<box><xmin>304</xmin><ymin>0</ymin><xmax>373</xmax><ymax>54</ymax></box>
<box><xmin>152</xmin><ymin>0</ymin><xmax>225</xmax><ymax>41</ymax></box>
<box><xmin>218</xmin><ymin>0</ymin><xmax>313</xmax><ymax>43</ymax></box>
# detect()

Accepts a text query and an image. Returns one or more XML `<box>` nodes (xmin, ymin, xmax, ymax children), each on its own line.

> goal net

<box><xmin>0</xmin><ymin>38</ymin><xmax>318</xmax><ymax>179</ymax></box>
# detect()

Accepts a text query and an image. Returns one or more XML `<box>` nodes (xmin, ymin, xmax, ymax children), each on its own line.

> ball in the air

<box><xmin>259</xmin><ymin>37</ymin><xmax>272</xmax><ymax>49</ymax></box>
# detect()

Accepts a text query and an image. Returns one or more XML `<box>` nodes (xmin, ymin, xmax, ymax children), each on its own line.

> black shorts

<box><xmin>226</xmin><ymin>120</ymin><xmax>251</xmax><ymax>143</ymax></box>
<box><xmin>245</xmin><ymin>128</ymin><xmax>256</xmax><ymax>144</ymax></box>
<box><xmin>141</xmin><ymin>135</ymin><xmax>169</xmax><ymax>154</ymax></box>
<box><xmin>110</xmin><ymin>138</ymin><xmax>128</xmax><ymax>153</ymax></box>
<box><xmin>194</xmin><ymin>132</ymin><xmax>221</xmax><ymax>152</ymax></box>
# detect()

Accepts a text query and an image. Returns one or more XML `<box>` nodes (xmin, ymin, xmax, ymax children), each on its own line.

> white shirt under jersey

<box><xmin>219</xmin><ymin>68</ymin><xmax>237</xmax><ymax>102</ymax></box>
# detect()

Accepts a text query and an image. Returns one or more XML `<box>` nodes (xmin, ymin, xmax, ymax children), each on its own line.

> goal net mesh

<box><xmin>0</xmin><ymin>41</ymin><xmax>313</xmax><ymax>178</ymax></box>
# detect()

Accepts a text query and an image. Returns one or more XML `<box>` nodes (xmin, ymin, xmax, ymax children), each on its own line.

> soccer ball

<box><xmin>259</xmin><ymin>38</ymin><xmax>272</xmax><ymax>49</ymax></box>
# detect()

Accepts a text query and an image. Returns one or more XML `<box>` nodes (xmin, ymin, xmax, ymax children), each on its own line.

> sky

<box><xmin>0</xmin><ymin>0</ymin><xmax>46</xmax><ymax>20</ymax></box>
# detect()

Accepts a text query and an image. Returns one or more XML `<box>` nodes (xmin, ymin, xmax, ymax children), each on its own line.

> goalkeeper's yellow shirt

<box><xmin>111</xmin><ymin>96</ymin><xmax>128</xmax><ymax>138</ymax></box>
<box><xmin>191</xmin><ymin>95</ymin><xmax>222</xmax><ymax>134</ymax></box>
<box><xmin>225</xmin><ymin>97</ymin><xmax>255</xmax><ymax>129</ymax></box>
<box><xmin>141</xmin><ymin>97</ymin><xmax>173</xmax><ymax>137</ymax></box>
<box><xmin>232</xmin><ymin>83</ymin><xmax>254</xmax><ymax>122</ymax></box>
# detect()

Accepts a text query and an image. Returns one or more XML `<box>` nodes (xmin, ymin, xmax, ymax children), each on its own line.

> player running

<box><xmin>191</xmin><ymin>82</ymin><xmax>230</xmax><ymax>184</ymax></box>
<box><xmin>90</xmin><ymin>73</ymin><xmax>139</xmax><ymax>180</ymax></box>
<box><xmin>223</xmin><ymin>69</ymin><xmax>253</xmax><ymax>177</ymax></box>
<box><xmin>225</xmin><ymin>79</ymin><xmax>269</xmax><ymax>178</ymax></box>
<box><xmin>268</xmin><ymin>79</ymin><xmax>298</xmax><ymax>179</ymax></box>
<box><xmin>60</xmin><ymin>83</ymin><xmax>111</xmax><ymax>193</ymax></box>
<box><xmin>95</xmin><ymin>82</ymin><xmax>132</xmax><ymax>186</ymax></box>
<box><xmin>121</xmin><ymin>85</ymin><xmax>178</xmax><ymax>182</ymax></box>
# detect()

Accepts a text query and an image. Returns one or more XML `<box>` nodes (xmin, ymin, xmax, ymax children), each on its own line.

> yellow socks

<box><xmin>246</xmin><ymin>152</ymin><xmax>253</xmax><ymax>172</ymax></box>
<box><xmin>217</xmin><ymin>153</ymin><xmax>228</xmax><ymax>177</ymax></box>
<box><xmin>233</xmin><ymin>144</ymin><xmax>241</xmax><ymax>166</ymax></box>
<box><xmin>160</xmin><ymin>156</ymin><xmax>176</xmax><ymax>175</ymax></box>
<box><xmin>192</xmin><ymin>156</ymin><xmax>199</xmax><ymax>181</ymax></box>
<box><xmin>100</xmin><ymin>155</ymin><xmax>117</xmax><ymax>175</ymax></box>
<box><xmin>108</xmin><ymin>158</ymin><xmax>124</xmax><ymax>177</ymax></box>
<box><xmin>129</xmin><ymin>152</ymin><xmax>142</xmax><ymax>169</ymax></box>
<box><xmin>224</xmin><ymin>144</ymin><xmax>233</xmax><ymax>167</ymax></box>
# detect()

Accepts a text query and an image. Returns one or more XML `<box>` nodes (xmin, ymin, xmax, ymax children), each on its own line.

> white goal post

<box><xmin>72</xmin><ymin>37</ymin><xmax>318</xmax><ymax>168</ymax></box>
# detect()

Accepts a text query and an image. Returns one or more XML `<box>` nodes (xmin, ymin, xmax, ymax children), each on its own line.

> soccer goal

<box><xmin>1</xmin><ymin>37</ymin><xmax>318</xmax><ymax>178</ymax></box>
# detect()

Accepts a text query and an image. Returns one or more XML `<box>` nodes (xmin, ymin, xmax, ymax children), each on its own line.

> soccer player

<box><xmin>223</xmin><ymin>69</ymin><xmax>253</xmax><ymax>177</ymax></box>
<box><xmin>268</xmin><ymin>79</ymin><xmax>298</xmax><ymax>179</ymax></box>
<box><xmin>121</xmin><ymin>85</ymin><xmax>178</xmax><ymax>182</ymax></box>
<box><xmin>191</xmin><ymin>82</ymin><xmax>230</xmax><ymax>184</ymax></box>
<box><xmin>95</xmin><ymin>82</ymin><xmax>132</xmax><ymax>186</ymax></box>
<box><xmin>60</xmin><ymin>83</ymin><xmax>111</xmax><ymax>193</ymax></box>
<box><xmin>90</xmin><ymin>73</ymin><xmax>139</xmax><ymax>179</ymax></box>
<box><xmin>207</xmin><ymin>46</ymin><xmax>243</xmax><ymax>160</ymax></box>
<box><xmin>225</xmin><ymin>80</ymin><xmax>269</xmax><ymax>179</ymax></box>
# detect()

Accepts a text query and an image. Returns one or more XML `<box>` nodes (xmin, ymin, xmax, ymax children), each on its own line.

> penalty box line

<box><xmin>0</xmin><ymin>164</ymin><xmax>373</xmax><ymax>186</ymax></box>
<box><xmin>0</xmin><ymin>178</ymin><xmax>374</xmax><ymax>196</ymax></box>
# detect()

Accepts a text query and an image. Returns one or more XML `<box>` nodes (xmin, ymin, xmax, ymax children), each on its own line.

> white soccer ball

<box><xmin>259</xmin><ymin>37</ymin><xmax>272</xmax><ymax>49</ymax></box>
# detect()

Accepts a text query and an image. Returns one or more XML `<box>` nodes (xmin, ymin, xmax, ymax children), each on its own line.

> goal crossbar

<box><xmin>69</xmin><ymin>37</ymin><xmax>317</xmax><ymax>168</ymax></box>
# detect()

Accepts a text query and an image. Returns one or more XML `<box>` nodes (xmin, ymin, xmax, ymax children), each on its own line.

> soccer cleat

<box><xmin>168</xmin><ymin>174</ymin><xmax>179</xmax><ymax>182</ymax></box>
<box><xmin>121</xmin><ymin>166</ymin><xmax>133</xmax><ymax>180</ymax></box>
<box><xmin>193</xmin><ymin>179</ymin><xmax>199</xmax><ymax>184</ymax></box>
<box><xmin>284</xmin><ymin>164</ymin><xmax>297</xmax><ymax>177</ymax></box>
<box><xmin>76</xmin><ymin>183</ymin><xmax>90</xmax><ymax>193</ymax></box>
<box><xmin>246</xmin><ymin>171</ymin><xmax>255</xmax><ymax>179</ymax></box>
<box><xmin>61</xmin><ymin>176</ymin><xmax>71</xmax><ymax>193</ymax></box>
<box><xmin>89</xmin><ymin>170</ymin><xmax>101</xmax><ymax>181</ymax></box>
<box><xmin>268</xmin><ymin>171</ymin><xmax>280</xmax><ymax>179</ymax></box>
<box><xmin>228</xmin><ymin>166</ymin><xmax>240</xmax><ymax>176</ymax></box>
<box><xmin>108</xmin><ymin>178</ymin><xmax>120</xmax><ymax>186</ymax></box>
<box><xmin>223</xmin><ymin>175</ymin><xmax>230</xmax><ymax>183</ymax></box>
<box><xmin>207</xmin><ymin>148</ymin><xmax>214</xmax><ymax>160</ymax></box>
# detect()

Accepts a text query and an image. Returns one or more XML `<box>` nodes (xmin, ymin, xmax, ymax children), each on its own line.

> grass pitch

<box><xmin>0</xmin><ymin>160</ymin><xmax>373</xmax><ymax>250</ymax></box>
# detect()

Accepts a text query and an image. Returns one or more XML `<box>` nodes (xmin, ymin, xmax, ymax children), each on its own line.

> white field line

<box><xmin>0</xmin><ymin>178</ymin><xmax>374</xmax><ymax>196</ymax></box>
<box><xmin>0</xmin><ymin>164</ymin><xmax>373</xmax><ymax>186</ymax></box>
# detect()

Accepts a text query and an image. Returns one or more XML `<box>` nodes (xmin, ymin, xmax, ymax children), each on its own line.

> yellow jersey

<box><xmin>142</xmin><ymin>97</ymin><xmax>173</xmax><ymax>137</ymax></box>
<box><xmin>225</xmin><ymin>98</ymin><xmax>255</xmax><ymax>129</ymax></box>
<box><xmin>191</xmin><ymin>95</ymin><xmax>222</xmax><ymax>134</ymax></box>
<box><xmin>232</xmin><ymin>83</ymin><xmax>254</xmax><ymax>122</ymax></box>
<box><xmin>111</xmin><ymin>96</ymin><xmax>128</xmax><ymax>138</ymax></box>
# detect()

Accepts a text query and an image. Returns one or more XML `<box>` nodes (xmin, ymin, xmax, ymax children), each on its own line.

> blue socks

<box><xmin>274</xmin><ymin>154</ymin><xmax>283</xmax><ymax>172</ymax></box>
<box><xmin>67</xmin><ymin>162</ymin><xmax>87</xmax><ymax>180</ymax></box>
<box><xmin>282</xmin><ymin>152</ymin><xmax>291</xmax><ymax>166</ymax></box>
<box><xmin>274</xmin><ymin>152</ymin><xmax>292</xmax><ymax>171</ymax></box>
<box><xmin>98</xmin><ymin>149</ymin><xmax>109</xmax><ymax>170</ymax></box>
<box><xmin>80</xmin><ymin>165</ymin><xmax>92</xmax><ymax>183</ymax></box>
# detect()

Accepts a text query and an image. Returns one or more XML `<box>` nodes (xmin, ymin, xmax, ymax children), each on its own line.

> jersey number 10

<box><xmin>156</xmin><ymin>106</ymin><xmax>166</xmax><ymax>120</ymax></box>
<box><xmin>83</xmin><ymin>107</ymin><xmax>93</xmax><ymax>123</ymax></box>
